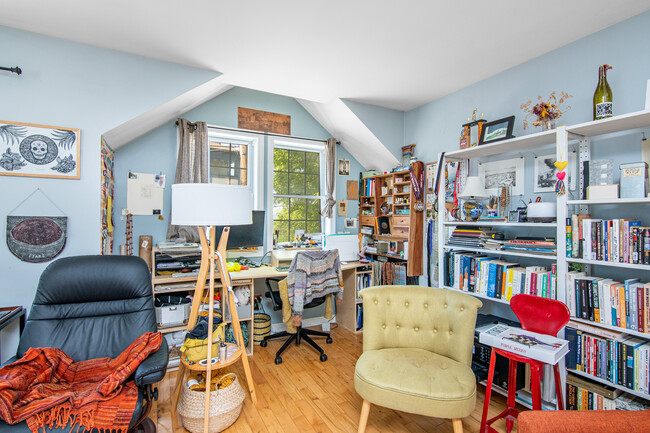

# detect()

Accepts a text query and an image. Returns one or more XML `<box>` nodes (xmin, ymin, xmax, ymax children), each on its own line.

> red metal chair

<box><xmin>480</xmin><ymin>294</ymin><xmax>570</xmax><ymax>433</ymax></box>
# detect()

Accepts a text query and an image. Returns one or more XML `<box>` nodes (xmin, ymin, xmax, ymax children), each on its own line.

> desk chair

<box><xmin>260</xmin><ymin>277</ymin><xmax>332</xmax><ymax>364</ymax></box>
<box><xmin>481</xmin><ymin>294</ymin><xmax>570</xmax><ymax>433</ymax></box>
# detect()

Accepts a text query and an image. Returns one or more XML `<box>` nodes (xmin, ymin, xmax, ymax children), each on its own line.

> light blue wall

<box><xmin>0</xmin><ymin>26</ymin><xmax>219</xmax><ymax>317</ymax></box>
<box><xmin>343</xmin><ymin>99</ymin><xmax>405</xmax><ymax>160</ymax></box>
<box><xmin>113</xmin><ymin>86</ymin><xmax>364</xmax><ymax>250</ymax></box>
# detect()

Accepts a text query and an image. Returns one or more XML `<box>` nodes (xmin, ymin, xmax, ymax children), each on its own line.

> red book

<box><xmin>531</xmin><ymin>273</ymin><xmax>538</xmax><ymax>296</ymax></box>
<box><xmin>637</xmin><ymin>285</ymin><xmax>645</xmax><ymax>333</ymax></box>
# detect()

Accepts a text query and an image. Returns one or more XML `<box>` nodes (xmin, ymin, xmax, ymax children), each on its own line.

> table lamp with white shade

<box><xmin>170</xmin><ymin>183</ymin><xmax>257</xmax><ymax>432</ymax></box>
<box><xmin>459</xmin><ymin>176</ymin><xmax>489</xmax><ymax>221</ymax></box>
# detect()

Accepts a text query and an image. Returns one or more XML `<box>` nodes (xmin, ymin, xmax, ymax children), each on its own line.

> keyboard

<box><xmin>275</xmin><ymin>266</ymin><xmax>291</xmax><ymax>272</ymax></box>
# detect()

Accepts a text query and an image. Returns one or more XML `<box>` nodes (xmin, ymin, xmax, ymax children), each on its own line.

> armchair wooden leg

<box><xmin>358</xmin><ymin>399</ymin><xmax>371</xmax><ymax>433</ymax></box>
<box><xmin>452</xmin><ymin>418</ymin><xmax>464</xmax><ymax>433</ymax></box>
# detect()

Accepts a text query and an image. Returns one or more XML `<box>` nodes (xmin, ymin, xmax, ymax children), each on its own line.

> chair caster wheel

<box><xmin>320</xmin><ymin>353</ymin><xmax>328</xmax><ymax>362</ymax></box>
<box><xmin>260</xmin><ymin>340</ymin><xmax>267</xmax><ymax>347</ymax></box>
<box><xmin>275</xmin><ymin>356</ymin><xmax>282</xmax><ymax>364</ymax></box>
<box><xmin>326</xmin><ymin>337</ymin><xmax>333</xmax><ymax>344</ymax></box>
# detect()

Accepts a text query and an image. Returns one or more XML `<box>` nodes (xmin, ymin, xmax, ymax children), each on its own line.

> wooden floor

<box><xmin>154</xmin><ymin>326</ymin><xmax>518</xmax><ymax>433</ymax></box>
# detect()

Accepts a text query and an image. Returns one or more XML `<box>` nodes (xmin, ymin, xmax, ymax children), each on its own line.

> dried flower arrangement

<box><xmin>521</xmin><ymin>91</ymin><xmax>572</xmax><ymax>130</ymax></box>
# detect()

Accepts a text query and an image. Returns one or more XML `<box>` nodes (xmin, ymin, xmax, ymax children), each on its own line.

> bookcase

<box><xmin>359</xmin><ymin>166</ymin><xmax>424</xmax><ymax>277</ymax></box>
<box><xmin>437</xmin><ymin>109</ymin><xmax>650</xmax><ymax>409</ymax></box>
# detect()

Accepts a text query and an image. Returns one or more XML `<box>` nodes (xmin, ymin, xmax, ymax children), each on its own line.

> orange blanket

<box><xmin>0</xmin><ymin>332</ymin><xmax>162</xmax><ymax>433</ymax></box>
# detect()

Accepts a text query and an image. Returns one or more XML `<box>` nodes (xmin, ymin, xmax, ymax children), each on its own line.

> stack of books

<box><xmin>566</xmin><ymin>321</ymin><xmax>650</xmax><ymax>393</ymax></box>
<box><xmin>443</xmin><ymin>251</ymin><xmax>557</xmax><ymax>301</ymax></box>
<box><xmin>500</xmin><ymin>237</ymin><xmax>556</xmax><ymax>255</ymax></box>
<box><xmin>448</xmin><ymin>228</ymin><xmax>499</xmax><ymax>248</ymax></box>
<box><xmin>566</xmin><ymin>272</ymin><xmax>650</xmax><ymax>333</ymax></box>
<box><xmin>566</xmin><ymin>214</ymin><xmax>650</xmax><ymax>264</ymax></box>
<box><xmin>478</xmin><ymin>323</ymin><xmax>569</xmax><ymax>364</ymax></box>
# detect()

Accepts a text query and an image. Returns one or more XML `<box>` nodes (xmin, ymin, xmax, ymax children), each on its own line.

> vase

<box><xmin>541</xmin><ymin>118</ymin><xmax>556</xmax><ymax>131</ymax></box>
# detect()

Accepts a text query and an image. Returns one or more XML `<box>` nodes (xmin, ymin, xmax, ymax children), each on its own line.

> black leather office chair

<box><xmin>0</xmin><ymin>255</ymin><xmax>168</xmax><ymax>433</ymax></box>
<box><xmin>260</xmin><ymin>277</ymin><xmax>332</xmax><ymax>364</ymax></box>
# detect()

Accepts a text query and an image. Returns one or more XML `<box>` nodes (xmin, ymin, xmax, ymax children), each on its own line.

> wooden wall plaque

<box><xmin>238</xmin><ymin>107</ymin><xmax>291</xmax><ymax>135</ymax></box>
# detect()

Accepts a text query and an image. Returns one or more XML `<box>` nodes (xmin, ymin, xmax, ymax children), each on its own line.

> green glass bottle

<box><xmin>593</xmin><ymin>64</ymin><xmax>613</xmax><ymax>120</ymax></box>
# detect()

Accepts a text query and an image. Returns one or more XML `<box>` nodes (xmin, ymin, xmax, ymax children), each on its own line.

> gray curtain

<box><xmin>320</xmin><ymin>138</ymin><xmax>337</xmax><ymax>218</ymax></box>
<box><xmin>166</xmin><ymin>118</ymin><xmax>209</xmax><ymax>242</ymax></box>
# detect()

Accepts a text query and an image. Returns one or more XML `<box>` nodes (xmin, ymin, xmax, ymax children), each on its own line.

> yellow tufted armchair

<box><xmin>354</xmin><ymin>285</ymin><xmax>482</xmax><ymax>433</ymax></box>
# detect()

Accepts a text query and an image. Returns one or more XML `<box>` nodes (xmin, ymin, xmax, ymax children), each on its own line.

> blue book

<box><xmin>487</xmin><ymin>261</ymin><xmax>499</xmax><ymax>298</ymax></box>
<box><xmin>564</xmin><ymin>328</ymin><xmax>579</xmax><ymax>370</ymax></box>
<box><xmin>624</xmin><ymin>279</ymin><xmax>640</xmax><ymax>330</ymax></box>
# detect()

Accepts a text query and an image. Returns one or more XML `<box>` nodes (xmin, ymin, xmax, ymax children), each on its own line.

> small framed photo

<box><xmin>344</xmin><ymin>218</ymin><xmax>357</xmax><ymax>229</ymax></box>
<box><xmin>508</xmin><ymin>210</ymin><xmax>523</xmax><ymax>223</ymax></box>
<box><xmin>338</xmin><ymin>159</ymin><xmax>350</xmax><ymax>176</ymax></box>
<box><xmin>479</xmin><ymin>116</ymin><xmax>515</xmax><ymax>145</ymax></box>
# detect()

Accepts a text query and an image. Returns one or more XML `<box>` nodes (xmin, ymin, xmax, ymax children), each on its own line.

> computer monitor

<box><xmin>216</xmin><ymin>210</ymin><xmax>265</xmax><ymax>250</ymax></box>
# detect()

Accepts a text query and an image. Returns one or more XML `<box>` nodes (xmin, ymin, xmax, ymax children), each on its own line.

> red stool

<box><xmin>480</xmin><ymin>294</ymin><xmax>570</xmax><ymax>433</ymax></box>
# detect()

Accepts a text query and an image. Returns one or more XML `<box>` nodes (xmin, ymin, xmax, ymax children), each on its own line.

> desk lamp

<box><xmin>170</xmin><ymin>183</ymin><xmax>257</xmax><ymax>432</ymax></box>
<box><xmin>459</xmin><ymin>176</ymin><xmax>488</xmax><ymax>221</ymax></box>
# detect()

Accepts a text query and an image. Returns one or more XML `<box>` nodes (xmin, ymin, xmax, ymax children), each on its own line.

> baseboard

<box><xmin>270</xmin><ymin>315</ymin><xmax>336</xmax><ymax>334</ymax></box>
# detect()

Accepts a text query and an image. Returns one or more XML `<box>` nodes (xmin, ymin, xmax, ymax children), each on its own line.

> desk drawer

<box><xmin>392</xmin><ymin>216</ymin><xmax>409</xmax><ymax>227</ymax></box>
<box><xmin>360</xmin><ymin>215</ymin><xmax>375</xmax><ymax>228</ymax></box>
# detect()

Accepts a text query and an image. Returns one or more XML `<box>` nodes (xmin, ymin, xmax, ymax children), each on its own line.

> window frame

<box><xmin>207</xmin><ymin>128</ymin><xmax>263</xmax><ymax>211</ymax></box>
<box><xmin>267</xmin><ymin>136</ymin><xmax>334</xmax><ymax>247</ymax></box>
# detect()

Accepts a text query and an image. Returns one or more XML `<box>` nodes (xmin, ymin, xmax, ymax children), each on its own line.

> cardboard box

<box><xmin>586</xmin><ymin>184</ymin><xmax>619</xmax><ymax>200</ymax></box>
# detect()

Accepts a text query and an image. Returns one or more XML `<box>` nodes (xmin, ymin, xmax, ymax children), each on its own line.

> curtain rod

<box><xmin>0</xmin><ymin>66</ymin><xmax>22</xmax><ymax>75</ymax></box>
<box><xmin>175</xmin><ymin>120</ymin><xmax>339</xmax><ymax>144</ymax></box>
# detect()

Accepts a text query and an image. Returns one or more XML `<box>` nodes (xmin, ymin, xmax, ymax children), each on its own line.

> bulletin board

<box><xmin>126</xmin><ymin>172</ymin><xmax>165</xmax><ymax>216</ymax></box>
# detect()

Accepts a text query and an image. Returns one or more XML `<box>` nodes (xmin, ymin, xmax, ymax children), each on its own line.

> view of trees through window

<box><xmin>273</xmin><ymin>148</ymin><xmax>322</xmax><ymax>243</ymax></box>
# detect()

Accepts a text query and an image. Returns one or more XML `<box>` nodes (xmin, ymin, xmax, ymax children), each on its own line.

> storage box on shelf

<box><xmin>151</xmin><ymin>248</ymin><xmax>255</xmax><ymax>370</ymax></box>
<box><xmin>358</xmin><ymin>167</ymin><xmax>424</xmax><ymax>277</ymax></box>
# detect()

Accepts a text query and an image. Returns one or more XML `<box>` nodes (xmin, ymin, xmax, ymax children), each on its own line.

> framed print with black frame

<box><xmin>479</xmin><ymin>116</ymin><xmax>515</xmax><ymax>145</ymax></box>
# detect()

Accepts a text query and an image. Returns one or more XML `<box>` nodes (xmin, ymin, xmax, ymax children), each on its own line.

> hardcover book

<box><xmin>479</xmin><ymin>324</ymin><xmax>569</xmax><ymax>365</ymax></box>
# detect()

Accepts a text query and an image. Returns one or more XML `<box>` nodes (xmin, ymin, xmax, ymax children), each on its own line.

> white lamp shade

<box><xmin>171</xmin><ymin>183</ymin><xmax>252</xmax><ymax>226</ymax></box>
<box><xmin>459</xmin><ymin>176</ymin><xmax>488</xmax><ymax>199</ymax></box>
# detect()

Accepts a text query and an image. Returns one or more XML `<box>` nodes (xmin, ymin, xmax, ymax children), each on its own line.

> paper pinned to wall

<box><xmin>126</xmin><ymin>172</ymin><xmax>164</xmax><ymax>215</ymax></box>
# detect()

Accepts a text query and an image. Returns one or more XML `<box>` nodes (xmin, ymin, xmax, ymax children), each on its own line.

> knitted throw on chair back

<box><xmin>287</xmin><ymin>250</ymin><xmax>343</xmax><ymax>317</ymax></box>
<box><xmin>0</xmin><ymin>332</ymin><xmax>162</xmax><ymax>433</ymax></box>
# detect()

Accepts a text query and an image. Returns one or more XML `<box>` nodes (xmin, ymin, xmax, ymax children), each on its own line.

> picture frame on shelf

<box><xmin>534</xmin><ymin>151</ymin><xmax>577</xmax><ymax>192</ymax></box>
<box><xmin>478</xmin><ymin>157</ymin><xmax>525</xmax><ymax>196</ymax></box>
<box><xmin>478</xmin><ymin>116</ymin><xmax>515</xmax><ymax>145</ymax></box>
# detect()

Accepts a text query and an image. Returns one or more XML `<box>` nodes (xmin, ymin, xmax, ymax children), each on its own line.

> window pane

<box><xmin>274</xmin><ymin>148</ymin><xmax>288</xmax><ymax>172</ymax></box>
<box><xmin>306</xmin><ymin>221</ymin><xmax>321</xmax><ymax>234</ymax></box>
<box><xmin>211</xmin><ymin>166</ymin><xmax>231</xmax><ymax>184</ymax></box>
<box><xmin>273</xmin><ymin>197</ymin><xmax>289</xmax><ymax>220</ymax></box>
<box><xmin>305</xmin><ymin>174</ymin><xmax>320</xmax><ymax>196</ymax></box>
<box><xmin>289</xmin><ymin>221</ymin><xmax>306</xmax><ymax>240</ymax></box>
<box><xmin>288</xmin><ymin>173</ymin><xmax>305</xmax><ymax>195</ymax></box>
<box><xmin>307</xmin><ymin>199</ymin><xmax>321</xmax><ymax>220</ymax></box>
<box><xmin>210</xmin><ymin>141</ymin><xmax>248</xmax><ymax>186</ymax></box>
<box><xmin>288</xmin><ymin>150</ymin><xmax>305</xmax><ymax>173</ymax></box>
<box><xmin>274</xmin><ymin>172</ymin><xmax>288</xmax><ymax>195</ymax></box>
<box><xmin>305</xmin><ymin>152</ymin><xmax>320</xmax><ymax>174</ymax></box>
<box><xmin>274</xmin><ymin>220</ymin><xmax>289</xmax><ymax>244</ymax></box>
<box><xmin>230</xmin><ymin>144</ymin><xmax>247</xmax><ymax>170</ymax></box>
<box><xmin>289</xmin><ymin>198</ymin><xmax>306</xmax><ymax>220</ymax></box>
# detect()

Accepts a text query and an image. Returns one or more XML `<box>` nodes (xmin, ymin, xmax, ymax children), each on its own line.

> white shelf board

<box><xmin>444</xmin><ymin>221</ymin><xmax>557</xmax><ymax>227</ymax></box>
<box><xmin>567</xmin><ymin>198</ymin><xmax>650</xmax><ymax>205</ymax></box>
<box><xmin>567</xmin><ymin>109</ymin><xmax>650</xmax><ymax>138</ymax></box>
<box><xmin>445</xmin><ymin>129</ymin><xmax>556</xmax><ymax>159</ymax></box>
<box><xmin>567</xmin><ymin>368</ymin><xmax>650</xmax><ymax>401</ymax></box>
<box><xmin>566</xmin><ymin>257</ymin><xmax>650</xmax><ymax>271</ymax></box>
<box><xmin>442</xmin><ymin>285</ymin><xmax>510</xmax><ymax>305</ymax></box>
<box><xmin>444</xmin><ymin>244</ymin><xmax>557</xmax><ymax>260</ymax></box>
<box><xmin>570</xmin><ymin>317</ymin><xmax>650</xmax><ymax>340</ymax></box>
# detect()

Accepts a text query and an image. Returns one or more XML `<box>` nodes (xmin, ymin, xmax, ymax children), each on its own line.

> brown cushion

<box><xmin>518</xmin><ymin>410</ymin><xmax>650</xmax><ymax>433</ymax></box>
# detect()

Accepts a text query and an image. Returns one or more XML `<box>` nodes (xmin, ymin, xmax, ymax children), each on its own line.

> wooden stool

<box><xmin>480</xmin><ymin>294</ymin><xmax>569</xmax><ymax>433</ymax></box>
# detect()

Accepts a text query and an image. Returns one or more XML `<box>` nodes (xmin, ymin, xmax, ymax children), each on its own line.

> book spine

<box><xmin>572</xmin><ymin>214</ymin><xmax>580</xmax><ymax>258</ymax></box>
<box><xmin>593</xmin><ymin>280</ymin><xmax>600</xmax><ymax>323</ymax></box>
<box><xmin>580</xmin><ymin>280</ymin><xmax>589</xmax><ymax>320</ymax></box>
<box><xmin>494</xmin><ymin>264</ymin><xmax>503</xmax><ymax>299</ymax></box>
<box><xmin>566</xmin><ymin>217</ymin><xmax>573</xmax><ymax>258</ymax></box>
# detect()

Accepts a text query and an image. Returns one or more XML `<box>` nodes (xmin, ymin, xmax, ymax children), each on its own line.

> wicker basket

<box><xmin>253</xmin><ymin>313</ymin><xmax>271</xmax><ymax>345</ymax></box>
<box><xmin>177</xmin><ymin>373</ymin><xmax>245</xmax><ymax>433</ymax></box>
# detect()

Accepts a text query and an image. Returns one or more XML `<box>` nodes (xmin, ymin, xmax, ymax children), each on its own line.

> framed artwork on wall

<box><xmin>534</xmin><ymin>151</ymin><xmax>577</xmax><ymax>192</ymax></box>
<box><xmin>478</xmin><ymin>116</ymin><xmax>515</xmax><ymax>145</ymax></box>
<box><xmin>478</xmin><ymin>157</ymin><xmax>525</xmax><ymax>196</ymax></box>
<box><xmin>0</xmin><ymin>120</ymin><xmax>80</xmax><ymax>179</ymax></box>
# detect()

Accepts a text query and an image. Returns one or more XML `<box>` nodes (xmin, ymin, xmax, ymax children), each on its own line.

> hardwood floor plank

<box><xmin>154</xmin><ymin>326</ymin><xmax>520</xmax><ymax>432</ymax></box>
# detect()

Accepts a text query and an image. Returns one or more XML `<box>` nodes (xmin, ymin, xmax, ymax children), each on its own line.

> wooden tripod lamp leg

<box><xmin>215</xmin><ymin>227</ymin><xmax>257</xmax><ymax>405</ymax></box>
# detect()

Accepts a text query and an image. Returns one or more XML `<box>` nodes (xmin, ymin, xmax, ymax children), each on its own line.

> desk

<box><xmin>151</xmin><ymin>258</ymin><xmax>371</xmax><ymax>365</ymax></box>
<box><xmin>0</xmin><ymin>306</ymin><xmax>25</xmax><ymax>363</ymax></box>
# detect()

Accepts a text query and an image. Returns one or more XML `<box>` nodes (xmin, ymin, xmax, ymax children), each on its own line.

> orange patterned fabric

<box><xmin>0</xmin><ymin>332</ymin><xmax>162</xmax><ymax>433</ymax></box>
<box><xmin>518</xmin><ymin>410</ymin><xmax>650</xmax><ymax>433</ymax></box>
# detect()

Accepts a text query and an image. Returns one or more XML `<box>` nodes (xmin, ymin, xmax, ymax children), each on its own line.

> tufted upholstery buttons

<box><xmin>433</xmin><ymin>329</ymin><xmax>438</xmax><ymax>334</ymax></box>
<box><xmin>444</xmin><ymin>304</ymin><xmax>448</xmax><ymax>308</ymax></box>
<box><xmin>449</xmin><ymin>330</ymin><xmax>453</xmax><ymax>335</ymax></box>
<box><xmin>382</xmin><ymin>324</ymin><xmax>386</xmax><ymax>329</ymax></box>
<box><xmin>405</xmin><ymin>302</ymin><xmax>409</xmax><ymax>307</ymax></box>
<box><xmin>396</xmin><ymin>325</ymin><xmax>400</xmax><ymax>329</ymax></box>
<box><xmin>414</xmin><ymin>327</ymin><xmax>419</xmax><ymax>332</ymax></box>
<box><xmin>387</xmin><ymin>300</ymin><xmax>391</xmax><ymax>305</ymax></box>
<box><xmin>374</xmin><ymin>300</ymin><xmax>378</xmax><ymax>304</ymax></box>
<box><xmin>424</xmin><ymin>303</ymin><xmax>428</xmax><ymax>308</ymax></box>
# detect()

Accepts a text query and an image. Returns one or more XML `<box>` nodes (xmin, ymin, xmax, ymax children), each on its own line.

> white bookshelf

<box><xmin>444</xmin><ymin>244</ymin><xmax>556</xmax><ymax>260</ymax></box>
<box><xmin>443</xmin><ymin>221</ymin><xmax>557</xmax><ymax>227</ymax></box>
<box><xmin>442</xmin><ymin>285</ymin><xmax>511</xmax><ymax>305</ymax></box>
<box><xmin>566</xmin><ymin>258</ymin><xmax>650</xmax><ymax>271</ymax></box>
<box><xmin>570</xmin><ymin>317</ymin><xmax>650</xmax><ymax>339</ymax></box>
<box><xmin>567</xmin><ymin>198</ymin><xmax>650</xmax><ymax>205</ymax></box>
<box><xmin>567</xmin><ymin>368</ymin><xmax>650</xmax><ymax>401</ymax></box>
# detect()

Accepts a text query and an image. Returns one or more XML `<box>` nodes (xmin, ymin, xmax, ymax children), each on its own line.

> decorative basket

<box><xmin>253</xmin><ymin>313</ymin><xmax>271</xmax><ymax>345</ymax></box>
<box><xmin>177</xmin><ymin>373</ymin><xmax>245</xmax><ymax>433</ymax></box>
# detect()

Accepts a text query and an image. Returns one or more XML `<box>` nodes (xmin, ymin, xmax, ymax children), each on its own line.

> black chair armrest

<box><xmin>134</xmin><ymin>337</ymin><xmax>168</xmax><ymax>387</ymax></box>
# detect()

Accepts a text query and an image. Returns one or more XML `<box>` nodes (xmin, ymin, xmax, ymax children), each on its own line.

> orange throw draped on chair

<box><xmin>0</xmin><ymin>332</ymin><xmax>162</xmax><ymax>433</ymax></box>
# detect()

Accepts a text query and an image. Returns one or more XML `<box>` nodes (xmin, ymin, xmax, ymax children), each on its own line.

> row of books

<box><xmin>356</xmin><ymin>305</ymin><xmax>363</xmax><ymax>331</ymax></box>
<box><xmin>567</xmin><ymin>271</ymin><xmax>650</xmax><ymax>333</ymax></box>
<box><xmin>484</xmin><ymin>237</ymin><xmax>557</xmax><ymax>255</ymax></box>
<box><xmin>448</xmin><ymin>228</ymin><xmax>497</xmax><ymax>248</ymax></box>
<box><xmin>566</xmin><ymin>214</ymin><xmax>650</xmax><ymax>264</ymax></box>
<box><xmin>356</xmin><ymin>273</ymin><xmax>372</xmax><ymax>299</ymax></box>
<box><xmin>566</xmin><ymin>373</ymin><xmax>619</xmax><ymax>410</ymax></box>
<box><xmin>371</xmin><ymin>261</ymin><xmax>415</xmax><ymax>285</ymax></box>
<box><xmin>363</xmin><ymin>179</ymin><xmax>376</xmax><ymax>197</ymax></box>
<box><xmin>566</xmin><ymin>322</ymin><xmax>650</xmax><ymax>394</ymax></box>
<box><xmin>443</xmin><ymin>251</ymin><xmax>557</xmax><ymax>301</ymax></box>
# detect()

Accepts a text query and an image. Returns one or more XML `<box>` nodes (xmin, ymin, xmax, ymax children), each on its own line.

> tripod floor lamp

<box><xmin>169</xmin><ymin>183</ymin><xmax>257</xmax><ymax>433</ymax></box>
